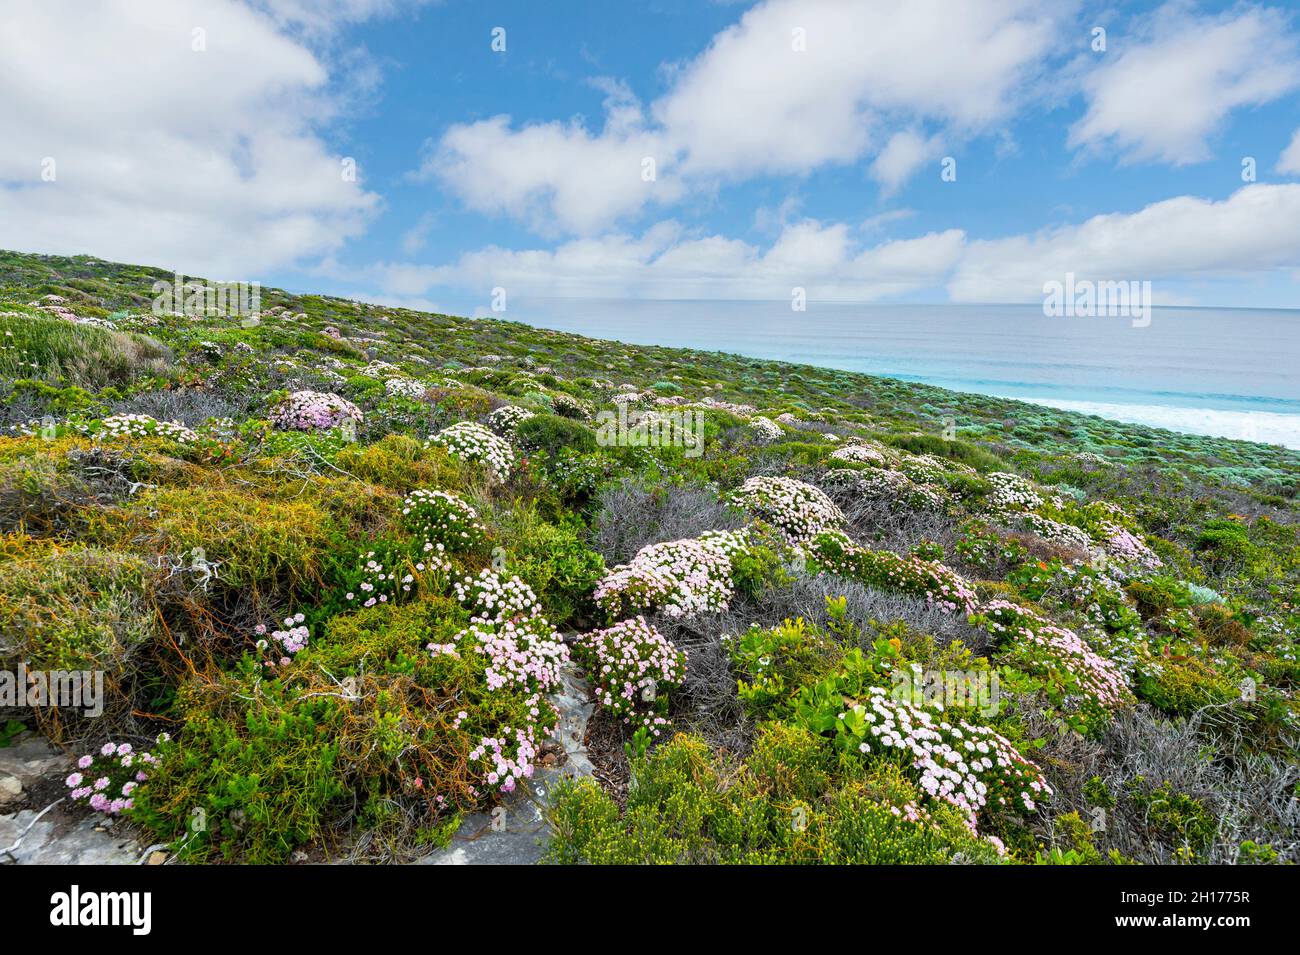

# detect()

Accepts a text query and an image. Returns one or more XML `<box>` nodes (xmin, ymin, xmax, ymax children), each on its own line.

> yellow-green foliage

<box><xmin>0</xmin><ymin>541</ymin><xmax>157</xmax><ymax>673</ymax></box>
<box><xmin>544</xmin><ymin>724</ymin><xmax>999</xmax><ymax>864</ymax></box>
<box><xmin>0</xmin><ymin>313</ymin><xmax>170</xmax><ymax>386</ymax></box>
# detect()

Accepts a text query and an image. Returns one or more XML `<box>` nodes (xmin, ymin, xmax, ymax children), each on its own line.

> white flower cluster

<box><xmin>749</xmin><ymin>416</ymin><xmax>783</xmax><ymax>444</ymax></box>
<box><xmin>427</xmin><ymin>421</ymin><xmax>515</xmax><ymax>479</ymax></box>
<box><xmin>840</xmin><ymin>685</ymin><xmax>1052</xmax><ymax>825</ymax></box>
<box><xmin>830</xmin><ymin>443</ymin><xmax>887</xmax><ymax>466</ymax></box>
<box><xmin>384</xmin><ymin>377</ymin><xmax>428</xmax><ymax>399</ymax></box>
<box><xmin>486</xmin><ymin>404</ymin><xmax>535</xmax><ymax>435</ymax></box>
<box><xmin>550</xmin><ymin>392</ymin><xmax>592</xmax><ymax>420</ymax></box>
<box><xmin>1022</xmin><ymin>513</ymin><xmax>1095</xmax><ymax>553</ymax></box>
<box><xmin>827</xmin><ymin>467</ymin><xmax>946</xmax><ymax>512</ymax></box>
<box><xmin>99</xmin><ymin>413</ymin><xmax>198</xmax><ymax>444</ymax></box>
<box><xmin>985</xmin><ymin>472</ymin><xmax>1043</xmax><ymax>513</ymax></box>
<box><xmin>401</xmin><ymin>488</ymin><xmax>485</xmax><ymax>550</ymax></box>
<box><xmin>728</xmin><ymin>476</ymin><xmax>845</xmax><ymax>542</ymax></box>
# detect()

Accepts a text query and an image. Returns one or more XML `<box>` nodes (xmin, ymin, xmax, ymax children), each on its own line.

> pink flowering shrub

<box><xmin>808</xmin><ymin>531</ymin><xmax>977</xmax><ymax>615</ymax></box>
<box><xmin>426</xmin><ymin>421</ymin><xmax>514</xmax><ymax>479</ymax></box>
<box><xmin>270</xmin><ymin>390</ymin><xmax>362</xmax><ymax>432</ymax></box>
<box><xmin>447</xmin><ymin>570</ymin><xmax>571</xmax><ymax>793</ymax></box>
<box><xmin>594</xmin><ymin>534</ymin><xmax>741</xmax><ymax>620</ymax></box>
<box><xmin>971</xmin><ymin>599</ymin><xmax>1134</xmax><ymax>727</ymax></box>
<box><xmin>574</xmin><ymin>616</ymin><xmax>685</xmax><ymax>732</ymax></box>
<box><xmin>727</xmin><ymin>476</ymin><xmax>844</xmax><ymax>543</ymax></box>
<box><xmin>66</xmin><ymin>740</ymin><xmax>161</xmax><ymax>815</ymax></box>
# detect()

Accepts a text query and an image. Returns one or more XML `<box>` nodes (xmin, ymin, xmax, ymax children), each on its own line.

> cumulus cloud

<box><xmin>425</xmin><ymin>0</ymin><xmax>1068</xmax><ymax>234</ymax></box>
<box><xmin>1278</xmin><ymin>127</ymin><xmax>1300</xmax><ymax>174</ymax></box>
<box><xmin>374</xmin><ymin>184</ymin><xmax>1300</xmax><ymax>305</ymax></box>
<box><xmin>949</xmin><ymin>184</ymin><xmax>1300</xmax><ymax>301</ymax></box>
<box><xmin>870</xmin><ymin>131</ymin><xmax>943</xmax><ymax>194</ymax></box>
<box><xmin>1070</xmin><ymin>3</ymin><xmax>1300</xmax><ymax>165</ymax></box>
<box><xmin>0</xmin><ymin>0</ymin><xmax>383</xmax><ymax>278</ymax></box>
<box><xmin>364</xmin><ymin>219</ymin><xmax>966</xmax><ymax>301</ymax></box>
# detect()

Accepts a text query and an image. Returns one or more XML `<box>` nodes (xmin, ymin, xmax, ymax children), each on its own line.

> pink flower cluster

<box><xmin>839</xmin><ymin>686</ymin><xmax>1051</xmax><ymax>828</ymax></box>
<box><xmin>270</xmin><ymin>390</ymin><xmax>362</xmax><ymax>432</ymax></box>
<box><xmin>66</xmin><ymin>740</ymin><xmax>160</xmax><ymax>815</ymax></box>
<box><xmin>975</xmin><ymin>599</ymin><xmax>1134</xmax><ymax>710</ymax></box>
<box><xmin>446</xmin><ymin>571</ymin><xmax>569</xmax><ymax>791</ymax></box>
<box><xmin>594</xmin><ymin>534</ymin><xmax>740</xmax><ymax>620</ymax></box>
<box><xmin>575</xmin><ymin>616</ymin><xmax>686</xmax><ymax>730</ymax></box>
<box><xmin>469</xmin><ymin>725</ymin><xmax>540</xmax><ymax>794</ymax></box>
<box><xmin>1099</xmin><ymin>521</ymin><xmax>1162</xmax><ymax>571</ymax></box>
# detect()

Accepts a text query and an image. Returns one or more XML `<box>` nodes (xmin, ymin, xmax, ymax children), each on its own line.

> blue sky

<box><xmin>3</xmin><ymin>0</ymin><xmax>1300</xmax><ymax>312</ymax></box>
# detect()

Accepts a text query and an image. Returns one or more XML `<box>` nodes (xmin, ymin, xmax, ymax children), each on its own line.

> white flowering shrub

<box><xmin>270</xmin><ymin>390</ymin><xmax>362</xmax><ymax>432</ymax></box>
<box><xmin>805</xmin><ymin>684</ymin><xmax>1051</xmax><ymax>829</ymax></box>
<box><xmin>550</xmin><ymin>392</ymin><xmax>593</xmax><ymax>420</ymax></box>
<box><xmin>99</xmin><ymin>413</ymin><xmax>198</xmax><ymax>444</ymax></box>
<box><xmin>985</xmin><ymin>472</ymin><xmax>1043</xmax><ymax>513</ymax></box>
<box><xmin>727</xmin><ymin>476</ymin><xmax>845</xmax><ymax>543</ymax></box>
<box><xmin>830</xmin><ymin>443</ymin><xmax>887</xmax><ymax>466</ymax></box>
<box><xmin>427</xmin><ymin>421</ymin><xmax>514</xmax><ymax>480</ymax></box>
<box><xmin>401</xmin><ymin>488</ymin><xmax>485</xmax><ymax>551</ymax></box>
<box><xmin>749</xmin><ymin>416</ymin><xmax>783</xmax><ymax>444</ymax></box>
<box><xmin>384</xmin><ymin>377</ymin><xmax>428</xmax><ymax>400</ymax></box>
<box><xmin>486</xmin><ymin>404</ymin><xmax>535</xmax><ymax>435</ymax></box>
<box><xmin>575</xmin><ymin>615</ymin><xmax>685</xmax><ymax>731</ymax></box>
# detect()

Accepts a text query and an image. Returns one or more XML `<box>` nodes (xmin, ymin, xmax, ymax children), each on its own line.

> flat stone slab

<box><xmin>1</xmin><ymin>806</ymin><xmax>140</xmax><ymax>865</ymax></box>
<box><xmin>413</xmin><ymin>667</ymin><xmax>594</xmax><ymax>866</ymax></box>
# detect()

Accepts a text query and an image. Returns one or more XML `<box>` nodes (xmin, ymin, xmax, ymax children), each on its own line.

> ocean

<box><xmin>508</xmin><ymin>299</ymin><xmax>1300</xmax><ymax>450</ymax></box>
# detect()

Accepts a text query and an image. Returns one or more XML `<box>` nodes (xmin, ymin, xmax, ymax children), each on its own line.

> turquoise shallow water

<box><xmin>508</xmin><ymin>299</ymin><xmax>1300</xmax><ymax>448</ymax></box>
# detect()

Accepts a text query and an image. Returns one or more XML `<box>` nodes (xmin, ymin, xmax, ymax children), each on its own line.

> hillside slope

<box><xmin>1</xmin><ymin>249</ymin><xmax>1297</xmax><ymax>864</ymax></box>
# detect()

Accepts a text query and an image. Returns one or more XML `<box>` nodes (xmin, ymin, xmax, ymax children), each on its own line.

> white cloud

<box><xmin>365</xmin><ymin>219</ymin><xmax>966</xmax><ymax>301</ymax></box>
<box><xmin>366</xmin><ymin>184</ymin><xmax>1300</xmax><ymax>306</ymax></box>
<box><xmin>425</xmin><ymin>0</ymin><xmax>1068</xmax><ymax>234</ymax></box>
<box><xmin>1278</xmin><ymin>127</ymin><xmax>1300</xmax><ymax>174</ymax></box>
<box><xmin>949</xmin><ymin>184</ymin><xmax>1300</xmax><ymax>301</ymax></box>
<box><xmin>870</xmin><ymin>131</ymin><xmax>942</xmax><ymax>194</ymax></box>
<box><xmin>0</xmin><ymin>0</ymin><xmax>382</xmax><ymax>278</ymax></box>
<box><xmin>1070</xmin><ymin>4</ymin><xmax>1300</xmax><ymax>165</ymax></box>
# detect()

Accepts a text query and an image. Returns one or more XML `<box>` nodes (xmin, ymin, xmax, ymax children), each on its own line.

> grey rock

<box><xmin>0</xmin><ymin>732</ymin><xmax>69</xmax><ymax>807</ymax></box>
<box><xmin>1</xmin><ymin>807</ymin><xmax>140</xmax><ymax>865</ymax></box>
<box><xmin>413</xmin><ymin>666</ymin><xmax>595</xmax><ymax>866</ymax></box>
